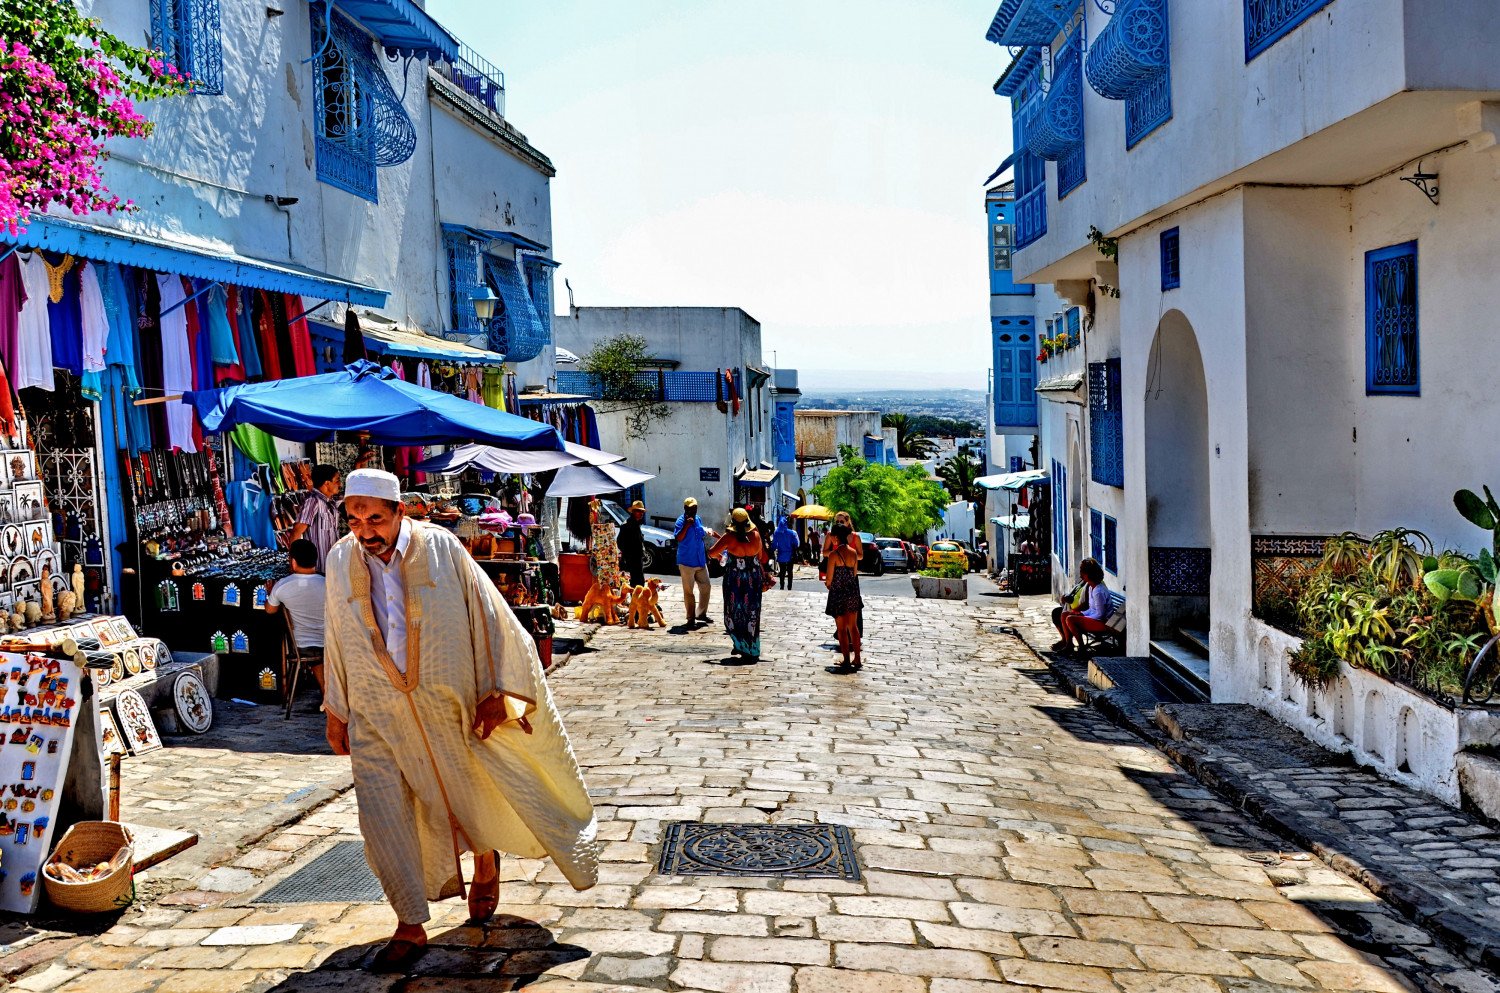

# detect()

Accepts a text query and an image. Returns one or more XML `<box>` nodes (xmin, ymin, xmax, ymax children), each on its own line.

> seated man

<box><xmin>1058</xmin><ymin>558</ymin><xmax>1112</xmax><ymax>655</ymax></box>
<box><xmin>266</xmin><ymin>539</ymin><xmax>327</xmax><ymax>695</ymax></box>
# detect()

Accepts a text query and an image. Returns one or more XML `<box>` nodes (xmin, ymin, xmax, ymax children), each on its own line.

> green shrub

<box><xmin>920</xmin><ymin>563</ymin><xmax>966</xmax><ymax>580</ymax></box>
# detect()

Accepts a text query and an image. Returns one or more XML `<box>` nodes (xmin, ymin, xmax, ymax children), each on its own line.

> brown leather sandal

<box><xmin>468</xmin><ymin>850</ymin><xmax>501</xmax><ymax>923</ymax></box>
<box><xmin>369</xmin><ymin>937</ymin><xmax>427</xmax><ymax>973</ymax></box>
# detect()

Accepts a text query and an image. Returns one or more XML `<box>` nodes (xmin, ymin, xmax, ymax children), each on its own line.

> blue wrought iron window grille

<box><xmin>1103</xmin><ymin>514</ymin><xmax>1117</xmax><ymax>574</ymax></box>
<box><xmin>481</xmin><ymin>254</ymin><xmax>547</xmax><ymax>362</ymax></box>
<box><xmin>1052</xmin><ymin>459</ymin><xmax>1069</xmax><ymax>565</ymax></box>
<box><xmin>443</xmin><ymin>229</ymin><xmax>483</xmax><ymax>339</ymax></box>
<box><xmin>1160</xmin><ymin>227</ymin><xmax>1180</xmax><ymax>290</ymax></box>
<box><xmin>1085</xmin><ymin>0</ymin><xmax>1171</xmax><ymax>148</ymax></box>
<box><xmin>1245</xmin><ymin>0</ymin><xmax>1335</xmax><ymax>63</ymax></box>
<box><xmin>522</xmin><ymin>257</ymin><xmax>553</xmax><ymax>345</ymax></box>
<box><xmin>1365</xmin><ymin>241</ymin><xmax>1418</xmax><ymax>396</ymax></box>
<box><xmin>1005</xmin><ymin>53</ymin><xmax>1048</xmax><ymax>250</ymax></box>
<box><xmin>310</xmin><ymin>3</ymin><xmax>420</xmax><ymax>203</ymax></box>
<box><xmin>1030</xmin><ymin>29</ymin><xmax>1086</xmax><ymax>199</ymax></box>
<box><xmin>1089</xmin><ymin>358</ymin><xmax>1124</xmax><ymax>487</ymax></box>
<box><xmin>150</xmin><ymin>0</ymin><xmax>224</xmax><ymax>95</ymax></box>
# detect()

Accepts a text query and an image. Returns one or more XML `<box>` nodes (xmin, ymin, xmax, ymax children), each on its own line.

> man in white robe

<box><xmin>323</xmin><ymin>469</ymin><xmax>597</xmax><ymax>970</ymax></box>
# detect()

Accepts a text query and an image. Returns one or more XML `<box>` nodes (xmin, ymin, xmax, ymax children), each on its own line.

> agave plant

<box><xmin>1318</xmin><ymin>532</ymin><xmax>1368</xmax><ymax>579</ymax></box>
<box><xmin>1368</xmin><ymin>528</ymin><xmax>1432</xmax><ymax>593</ymax></box>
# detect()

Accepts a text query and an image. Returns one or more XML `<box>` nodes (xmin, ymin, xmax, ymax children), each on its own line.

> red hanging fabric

<box><xmin>283</xmin><ymin>293</ymin><xmax>316</xmax><ymax>377</ymax></box>
<box><xmin>255</xmin><ymin>291</ymin><xmax>282</xmax><ymax>379</ymax></box>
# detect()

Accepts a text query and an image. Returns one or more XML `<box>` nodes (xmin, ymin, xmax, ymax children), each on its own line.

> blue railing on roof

<box><xmin>1245</xmin><ymin>0</ymin><xmax>1335</xmax><ymax>62</ymax></box>
<box><xmin>434</xmin><ymin>40</ymin><xmax>507</xmax><ymax>117</ymax></box>
<box><xmin>1026</xmin><ymin>35</ymin><xmax>1084</xmax><ymax>161</ymax></box>
<box><xmin>1086</xmin><ymin>0</ymin><xmax>1169</xmax><ymax>99</ymax></box>
<box><xmin>555</xmin><ymin>370</ymin><xmax>723</xmax><ymax>402</ymax></box>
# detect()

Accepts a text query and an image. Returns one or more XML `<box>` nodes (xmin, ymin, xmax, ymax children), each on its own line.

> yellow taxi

<box><xmin>926</xmin><ymin>541</ymin><xmax>968</xmax><ymax>571</ymax></box>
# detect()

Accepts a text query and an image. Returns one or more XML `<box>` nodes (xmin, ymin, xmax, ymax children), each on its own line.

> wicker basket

<box><xmin>43</xmin><ymin>821</ymin><xmax>134</xmax><ymax>913</ymax></box>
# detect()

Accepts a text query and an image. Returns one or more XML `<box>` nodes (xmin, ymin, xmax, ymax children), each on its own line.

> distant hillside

<box><xmin>799</xmin><ymin>388</ymin><xmax>985</xmax><ymax>432</ymax></box>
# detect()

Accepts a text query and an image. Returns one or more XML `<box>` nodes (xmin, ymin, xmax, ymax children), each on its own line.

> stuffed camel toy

<box><xmin>576</xmin><ymin>580</ymin><xmax>625</xmax><ymax>625</ymax></box>
<box><xmin>626</xmin><ymin>579</ymin><xmax>667</xmax><ymax>629</ymax></box>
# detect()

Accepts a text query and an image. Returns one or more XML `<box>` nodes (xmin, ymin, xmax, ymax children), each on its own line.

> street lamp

<box><xmin>471</xmin><ymin>286</ymin><xmax>498</xmax><ymax>323</ymax></box>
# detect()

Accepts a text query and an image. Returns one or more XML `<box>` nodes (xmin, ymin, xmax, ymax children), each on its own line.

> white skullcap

<box><xmin>345</xmin><ymin>468</ymin><xmax>400</xmax><ymax>502</ymax></box>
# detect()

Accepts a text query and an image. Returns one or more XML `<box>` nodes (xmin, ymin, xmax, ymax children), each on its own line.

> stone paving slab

<box><xmin>7</xmin><ymin>588</ymin><xmax>1500</xmax><ymax>992</ymax></box>
<box><xmin>981</xmin><ymin>592</ymin><xmax>1500</xmax><ymax>972</ymax></box>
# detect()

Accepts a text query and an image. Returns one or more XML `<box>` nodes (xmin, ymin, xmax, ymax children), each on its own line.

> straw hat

<box><xmin>728</xmin><ymin>507</ymin><xmax>754</xmax><ymax>535</ymax></box>
<box><xmin>629</xmin><ymin>501</ymin><xmax>646</xmax><ymax>513</ymax></box>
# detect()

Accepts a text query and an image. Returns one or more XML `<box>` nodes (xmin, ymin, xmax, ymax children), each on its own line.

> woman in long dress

<box><xmin>708</xmin><ymin>508</ymin><xmax>768</xmax><ymax>659</ymax></box>
<box><xmin>823</xmin><ymin>511</ymin><xmax>864</xmax><ymax>670</ymax></box>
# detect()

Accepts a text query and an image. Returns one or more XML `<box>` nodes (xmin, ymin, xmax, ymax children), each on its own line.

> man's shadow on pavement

<box><xmin>703</xmin><ymin>655</ymin><xmax>760</xmax><ymax>666</ymax></box>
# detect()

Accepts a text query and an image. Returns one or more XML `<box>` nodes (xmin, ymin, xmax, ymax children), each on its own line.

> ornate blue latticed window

<box><xmin>522</xmin><ymin>257</ymin><xmax>553</xmax><ymax>348</ymax></box>
<box><xmin>482</xmin><ymin>254</ymin><xmax>547</xmax><ymax>362</ymax></box>
<box><xmin>1160</xmin><ymin>227</ymin><xmax>1180</xmax><ymax>290</ymax></box>
<box><xmin>1031</xmin><ymin>29</ymin><xmax>1086</xmax><ymax>200</ymax></box>
<box><xmin>310</xmin><ymin>3</ymin><xmax>420</xmax><ymax>203</ymax></box>
<box><xmin>1085</xmin><ymin>0</ymin><xmax>1171</xmax><ymax>148</ymax></box>
<box><xmin>443</xmin><ymin>229</ymin><xmax>483</xmax><ymax>338</ymax></box>
<box><xmin>151</xmin><ymin>0</ymin><xmax>224</xmax><ymax>95</ymax></box>
<box><xmin>1365</xmin><ymin>241</ymin><xmax>1418</xmax><ymax>396</ymax></box>
<box><xmin>1004</xmin><ymin>52</ymin><xmax>1048</xmax><ymax>249</ymax></box>
<box><xmin>1089</xmin><ymin>359</ymin><xmax>1124</xmax><ymax>487</ymax></box>
<box><xmin>1244</xmin><ymin>0</ymin><xmax>1335</xmax><ymax>62</ymax></box>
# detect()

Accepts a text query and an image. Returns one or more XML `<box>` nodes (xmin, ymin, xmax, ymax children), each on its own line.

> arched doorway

<box><xmin>1143</xmin><ymin>311</ymin><xmax>1212</xmax><ymax>698</ymax></box>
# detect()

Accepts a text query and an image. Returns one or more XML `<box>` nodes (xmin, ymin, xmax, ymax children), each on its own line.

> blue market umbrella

<box><xmin>183</xmin><ymin>360</ymin><xmax>564</xmax><ymax>450</ymax></box>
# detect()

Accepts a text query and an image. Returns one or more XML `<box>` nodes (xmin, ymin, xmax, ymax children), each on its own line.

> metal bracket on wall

<box><xmin>159</xmin><ymin>280</ymin><xmax>223</xmax><ymax>318</ymax></box>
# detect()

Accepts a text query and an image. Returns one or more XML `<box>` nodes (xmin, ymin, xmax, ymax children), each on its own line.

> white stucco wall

<box><xmin>590</xmin><ymin>404</ymin><xmax>742</xmax><ymax>531</ymax></box>
<box><xmin>1012</xmin><ymin>0</ymin><xmax>1500</xmax><ymax>285</ymax></box>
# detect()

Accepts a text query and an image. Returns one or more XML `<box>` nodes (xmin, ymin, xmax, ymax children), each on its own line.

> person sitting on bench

<box><xmin>1057</xmin><ymin>558</ymin><xmax>1111</xmax><ymax>655</ymax></box>
<box><xmin>1051</xmin><ymin>563</ymin><xmax>1092</xmax><ymax>651</ymax></box>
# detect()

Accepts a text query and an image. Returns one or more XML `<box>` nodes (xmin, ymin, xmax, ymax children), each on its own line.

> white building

<box><xmin>553</xmin><ymin>307</ymin><xmax>777</xmax><ymax>530</ymax></box>
<box><xmin>7</xmin><ymin>1</ymin><xmax>561</xmax><ymax>606</ymax></box>
<box><xmin>793</xmin><ymin>409</ymin><xmax>894</xmax><ymax>497</ymax></box>
<box><xmin>986</xmin><ymin>0</ymin><xmax>1500</xmax><ymax>801</ymax></box>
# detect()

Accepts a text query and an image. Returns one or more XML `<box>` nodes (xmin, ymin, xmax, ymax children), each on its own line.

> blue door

<box><xmin>993</xmin><ymin>317</ymin><xmax>1038</xmax><ymax>428</ymax></box>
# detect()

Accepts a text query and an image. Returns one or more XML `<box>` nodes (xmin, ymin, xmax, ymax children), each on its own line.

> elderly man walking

<box><xmin>323</xmin><ymin>468</ymin><xmax>598</xmax><ymax>971</ymax></box>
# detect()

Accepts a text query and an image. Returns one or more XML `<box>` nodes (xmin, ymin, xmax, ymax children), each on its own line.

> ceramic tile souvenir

<box><xmin>110</xmin><ymin>619</ymin><xmax>134</xmax><ymax>643</ymax></box>
<box><xmin>210</xmin><ymin>631</ymin><xmax>228</xmax><ymax>653</ymax></box>
<box><xmin>0</xmin><ymin>492</ymin><xmax>17</xmax><ymax>527</ymax></box>
<box><xmin>0</xmin><ymin>525</ymin><xmax>18</xmax><ymax>559</ymax></box>
<box><xmin>92</xmin><ymin>618</ymin><xmax>117</xmax><ymax>645</ymax></box>
<box><xmin>231</xmin><ymin>631</ymin><xmax>249</xmax><ymax>653</ymax></box>
<box><xmin>7</xmin><ymin>558</ymin><xmax>30</xmax><ymax>586</ymax></box>
<box><xmin>12</xmin><ymin>482</ymin><xmax>43</xmax><ymax>523</ymax></box>
<box><xmin>222</xmin><ymin>583</ymin><xmax>241</xmax><ymax>608</ymax></box>
<box><xmin>112</xmin><ymin>689</ymin><xmax>161</xmax><ymax>756</ymax></box>
<box><xmin>5</xmin><ymin>452</ymin><xmax>33</xmax><ymax>484</ymax></box>
<box><xmin>253</xmin><ymin>585</ymin><xmax>269</xmax><ymax>610</ymax></box>
<box><xmin>139</xmin><ymin>643</ymin><xmax>158</xmax><ymax>671</ymax></box>
<box><xmin>33</xmin><ymin>549</ymin><xmax>54</xmax><ymax>579</ymax></box>
<box><xmin>155</xmin><ymin>580</ymin><xmax>181</xmax><ymax>612</ymax></box>
<box><xmin>122</xmin><ymin>649</ymin><xmax>142</xmax><ymax>676</ymax></box>
<box><xmin>191</xmin><ymin>582</ymin><xmax>205</xmax><ymax>602</ymax></box>
<box><xmin>0</xmin><ymin>646</ymin><xmax>82</xmax><ymax>913</ymax></box>
<box><xmin>172</xmin><ymin>672</ymin><xmax>212</xmax><ymax>734</ymax></box>
<box><xmin>97</xmin><ymin>709</ymin><xmax>124</xmax><ymax>757</ymax></box>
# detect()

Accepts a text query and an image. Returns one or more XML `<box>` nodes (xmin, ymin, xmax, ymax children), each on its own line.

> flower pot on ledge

<box><xmin>913</xmin><ymin>576</ymin><xmax>967</xmax><ymax>600</ymax></box>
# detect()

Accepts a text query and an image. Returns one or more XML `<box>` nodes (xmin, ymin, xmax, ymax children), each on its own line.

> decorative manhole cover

<box><xmin>657</xmin><ymin>822</ymin><xmax>860</xmax><ymax>880</ymax></box>
<box><xmin>251</xmin><ymin>841</ymin><xmax>385</xmax><ymax>904</ymax></box>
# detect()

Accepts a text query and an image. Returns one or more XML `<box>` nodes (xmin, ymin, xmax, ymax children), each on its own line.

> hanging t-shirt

<box><xmin>156</xmin><ymin>273</ymin><xmax>197</xmax><ymax>452</ymax></box>
<box><xmin>46</xmin><ymin>263</ymin><xmax>83</xmax><ymax>375</ymax></box>
<box><xmin>14</xmin><ymin>253</ymin><xmax>54</xmax><ymax>392</ymax></box>
<box><xmin>79</xmin><ymin>263</ymin><xmax>108</xmax><ymax>374</ymax></box>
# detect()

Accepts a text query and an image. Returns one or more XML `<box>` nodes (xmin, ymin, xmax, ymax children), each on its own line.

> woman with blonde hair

<box><xmin>822</xmin><ymin>511</ymin><xmax>864</xmax><ymax>669</ymax></box>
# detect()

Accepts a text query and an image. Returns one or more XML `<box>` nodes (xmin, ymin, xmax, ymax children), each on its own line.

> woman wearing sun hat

<box><xmin>707</xmin><ymin>508</ymin><xmax>769</xmax><ymax>660</ymax></box>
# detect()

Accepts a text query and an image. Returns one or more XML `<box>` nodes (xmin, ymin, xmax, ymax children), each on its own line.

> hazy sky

<box><xmin>429</xmin><ymin>1</ymin><xmax>1009</xmax><ymax>389</ymax></box>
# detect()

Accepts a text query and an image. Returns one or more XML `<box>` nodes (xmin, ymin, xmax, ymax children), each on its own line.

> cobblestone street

<box><xmin>9</xmin><ymin>589</ymin><xmax>1499</xmax><ymax>993</ymax></box>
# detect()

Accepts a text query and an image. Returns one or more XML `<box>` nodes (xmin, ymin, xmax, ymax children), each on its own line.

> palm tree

<box><xmin>937</xmin><ymin>448</ymin><xmax>984</xmax><ymax>504</ymax></box>
<box><xmin>882</xmin><ymin>412</ymin><xmax>939</xmax><ymax>460</ymax></box>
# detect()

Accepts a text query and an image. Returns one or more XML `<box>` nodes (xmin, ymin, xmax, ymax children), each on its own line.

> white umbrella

<box><xmin>545</xmin><ymin>462</ymin><xmax>655</xmax><ymax>498</ymax></box>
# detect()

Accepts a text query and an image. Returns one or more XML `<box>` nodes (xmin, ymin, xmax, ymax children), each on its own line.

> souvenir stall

<box><xmin>976</xmin><ymin>469</ymin><xmax>1051</xmax><ymax>594</ymax></box>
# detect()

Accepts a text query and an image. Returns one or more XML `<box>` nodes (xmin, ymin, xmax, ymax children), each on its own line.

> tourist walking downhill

<box><xmin>322</xmin><ymin>469</ymin><xmax>598</xmax><ymax>972</ymax></box>
<box><xmin>708</xmin><ymin>508</ymin><xmax>770</xmax><ymax>659</ymax></box>
<box><xmin>823</xmin><ymin>510</ymin><xmax>864</xmax><ymax>669</ymax></box>
<box><xmin>770</xmin><ymin>516</ymin><xmax>799</xmax><ymax>590</ymax></box>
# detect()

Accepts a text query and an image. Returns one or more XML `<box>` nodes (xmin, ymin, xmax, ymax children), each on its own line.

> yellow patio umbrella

<box><xmin>789</xmin><ymin>504</ymin><xmax>836</xmax><ymax>520</ymax></box>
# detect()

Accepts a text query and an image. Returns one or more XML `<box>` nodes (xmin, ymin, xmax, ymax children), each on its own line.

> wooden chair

<box><xmin>280</xmin><ymin>612</ymin><xmax>319</xmax><ymax>720</ymax></box>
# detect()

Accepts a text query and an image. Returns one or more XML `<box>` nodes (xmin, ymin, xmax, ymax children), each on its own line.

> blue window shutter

<box><xmin>1011</xmin><ymin>58</ymin><xmax>1048</xmax><ymax>249</ymax></box>
<box><xmin>151</xmin><ymin>0</ymin><xmax>224</xmax><ymax>95</ymax></box>
<box><xmin>1090</xmin><ymin>509</ymin><xmax>1103</xmax><ymax>562</ymax></box>
<box><xmin>443</xmin><ymin>230</ymin><xmax>482</xmax><ymax>338</ymax></box>
<box><xmin>1160</xmin><ymin>228</ymin><xmax>1180</xmax><ymax>290</ymax></box>
<box><xmin>1089</xmin><ymin>359</ymin><xmax>1125</xmax><ymax>487</ymax></box>
<box><xmin>993</xmin><ymin>318</ymin><xmax>1039</xmax><ymax>428</ymax></box>
<box><xmin>1103</xmin><ymin>515</ymin><xmax>1118</xmax><ymax>574</ymax></box>
<box><xmin>1365</xmin><ymin>241</ymin><xmax>1418</xmax><ymax>396</ymax></box>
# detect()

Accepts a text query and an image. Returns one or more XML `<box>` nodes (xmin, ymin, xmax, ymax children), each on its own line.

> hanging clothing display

<box><xmin>0</xmin><ymin>253</ymin><xmax>24</xmax><ymax>403</ymax></box>
<box><xmin>15</xmin><ymin>252</ymin><xmax>54</xmax><ymax>392</ymax></box>
<box><xmin>46</xmin><ymin>261</ymin><xmax>83</xmax><ymax>376</ymax></box>
<box><xmin>79</xmin><ymin>263</ymin><xmax>108</xmax><ymax>375</ymax></box>
<box><xmin>232</xmin><ymin>287</ymin><xmax>261</xmax><ymax>380</ymax></box>
<box><xmin>283</xmin><ymin>294</ymin><xmax>316</xmax><ymax>378</ymax></box>
<box><xmin>416</xmin><ymin>361</ymin><xmax>431</xmax><ymax>390</ymax></box>
<box><xmin>482</xmin><ymin>366</ymin><xmax>505</xmax><ymax>410</ymax></box>
<box><xmin>156</xmin><ymin>273</ymin><xmax>197</xmax><ymax>451</ymax></box>
<box><xmin>205</xmin><ymin>283</ymin><xmax>239</xmax><ymax>367</ymax></box>
<box><xmin>254</xmin><ymin>291</ymin><xmax>282</xmax><ymax>379</ymax></box>
<box><xmin>99</xmin><ymin>263</ymin><xmax>141</xmax><ymax>393</ymax></box>
<box><xmin>229</xmin><ymin>423</ymin><xmax>282</xmax><ymax>481</ymax></box>
<box><xmin>390</xmin><ymin>357</ymin><xmax>406</xmax><ymax>381</ymax></box>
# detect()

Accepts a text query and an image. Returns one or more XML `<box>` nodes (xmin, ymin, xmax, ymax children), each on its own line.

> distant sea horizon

<box><xmin>794</xmin><ymin>368</ymin><xmax>986</xmax><ymax>392</ymax></box>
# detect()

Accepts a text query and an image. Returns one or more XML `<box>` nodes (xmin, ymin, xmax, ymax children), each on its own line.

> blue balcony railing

<box><xmin>1026</xmin><ymin>39</ymin><xmax>1084</xmax><ymax>161</ymax></box>
<box><xmin>1244</xmin><ymin>0</ymin><xmax>1334</xmax><ymax>62</ymax></box>
<box><xmin>1086</xmin><ymin>0</ymin><xmax>1168</xmax><ymax>99</ymax></box>
<box><xmin>1015</xmin><ymin>185</ymin><xmax>1047</xmax><ymax>249</ymax></box>
<box><xmin>555</xmin><ymin>370</ymin><xmax>725</xmax><ymax>403</ymax></box>
<box><xmin>434</xmin><ymin>39</ymin><xmax>507</xmax><ymax>117</ymax></box>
